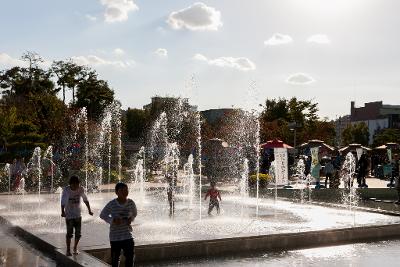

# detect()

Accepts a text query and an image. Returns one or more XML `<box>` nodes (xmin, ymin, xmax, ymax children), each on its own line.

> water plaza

<box><xmin>3</xmin><ymin>2</ymin><xmax>400</xmax><ymax>266</ymax></box>
<box><xmin>1</xmin><ymin>102</ymin><xmax>400</xmax><ymax>267</ymax></box>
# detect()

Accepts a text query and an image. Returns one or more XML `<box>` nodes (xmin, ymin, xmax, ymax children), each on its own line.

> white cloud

<box><xmin>0</xmin><ymin>53</ymin><xmax>26</xmax><ymax>67</ymax></box>
<box><xmin>307</xmin><ymin>34</ymin><xmax>331</xmax><ymax>44</ymax></box>
<box><xmin>113</xmin><ymin>48</ymin><xmax>125</xmax><ymax>56</ymax></box>
<box><xmin>193</xmin><ymin>53</ymin><xmax>256</xmax><ymax>71</ymax></box>
<box><xmin>167</xmin><ymin>2</ymin><xmax>222</xmax><ymax>31</ymax></box>
<box><xmin>72</xmin><ymin>55</ymin><xmax>134</xmax><ymax>68</ymax></box>
<box><xmin>264</xmin><ymin>33</ymin><xmax>293</xmax><ymax>46</ymax></box>
<box><xmin>193</xmin><ymin>53</ymin><xmax>208</xmax><ymax>61</ymax></box>
<box><xmin>154</xmin><ymin>48</ymin><xmax>168</xmax><ymax>57</ymax></box>
<box><xmin>85</xmin><ymin>14</ymin><xmax>97</xmax><ymax>22</ymax></box>
<box><xmin>100</xmin><ymin>0</ymin><xmax>138</xmax><ymax>23</ymax></box>
<box><xmin>0</xmin><ymin>53</ymin><xmax>51</xmax><ymax>68</ymax></box>
<box><xmin>286</xmin><ymin>73</ymin><xmax>315</xmax><ymax>85</ymax></box>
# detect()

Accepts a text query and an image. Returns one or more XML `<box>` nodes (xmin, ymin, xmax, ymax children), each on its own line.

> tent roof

<box><xmin>298</xmin><ymin>140</ymin><xmax>335</xmax><ymax>151</ymax></box>
<box><xmin>260</xmin><ymin>139</ymin><xmax>293</xmax><ymax>149</ymax></box>
<box><xmin>374</xmin><ymin>143</ymin><xmax>399</xmax><ymax>150</ymax></box>
<box><xmin>339</xmin><ymin>144</ymin><xmax>371</xmax><ymax>153</ymax></box>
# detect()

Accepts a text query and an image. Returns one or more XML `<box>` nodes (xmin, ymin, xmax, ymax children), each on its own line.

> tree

<box><xmin>0</xmin><ymin>52</ymin><xmax>55</xmax><ymax>100</ymax></box>
<box><xmin>0</xmin><ymin>106</ymin><xmax>17</xmax><ymax>151</ymax></box>
<box><xmin>373</xmin><ymin>128</ymin><xmax>400</xmax><ymax>146</ymax></box>
<box><xmin>7</xmin><ymin>121</ymin><xmax>46</xmax><ymax>157</ymax></box>
<box><xmin>74</xmin><ymin>71</ymin><xmax>115</xmax><ymax>121</ymax></box>
<box><xmin>342</xmin><ymin>123</ymin><xmax>369</xmax><ymax>146</ymax></box>
<box><xmin>30</xmin><ymin>93</ymin><xmax>71</xmax><ymax>143</ymax></box>
<box><xmin>51</xmin><ymin>60</ymin><xmax>86</xmax><ymax>104</ymax></box>
<box><xmin>125</xmin><ymin>108</ymin><xmax>149</xmax><ymax>140</ymax></box>
<box><xmin>0</xmin><ymin>52</ymin><xmax>71</xmax><ymax>160</ymax></box>
<box><xmin>305</xmin><ymin>120</ymin><xmax>336</xmax><ymax>146</ymax></box>
<box><xmin>259</xmin><ymin>97</ymin><xmax>325</xmax><ymax>145</ymax></box>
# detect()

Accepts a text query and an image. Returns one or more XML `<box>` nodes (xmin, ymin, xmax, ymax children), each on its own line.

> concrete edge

<box><xmin>87</xmin><ymin>223</ymin><xmax>400</xmax><ymax>264</ymax></box>
<box><xmin>0</xmin><ymin>215</ymin><xmax>109</xmax><ymax>267</ymax></box>
<box><xmin>285</xmin><ymin>198</ymin><xmax>400</xmax><ymax>217</ymax></box>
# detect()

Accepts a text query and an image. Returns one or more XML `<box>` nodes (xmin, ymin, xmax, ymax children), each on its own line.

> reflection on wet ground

<box><xmin>0</xmin><ymin>192</ymin><xmax>399</xmax><ymax>250</ymax></box>
<box><xmin>0</xmin><ymin>228</ymin><xmax>55</xmax><ymax>267</ymax></box>
<box><xmin>141</xmin><ymin>239</ymin><xmax>400</xmax><ymax>267</ymax></box>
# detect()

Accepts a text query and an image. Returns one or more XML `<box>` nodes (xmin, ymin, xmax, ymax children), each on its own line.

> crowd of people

<box><xmin>301</xmin><ymin>151</ymin><xmax>400</xmax><ymax>204</ymax></box>
<box><xmin>5</xmin><ymin>157</ymin><xmax>55</xmax><ymax>192</ymax></box>
<box><xmin>8</xmin><ymin>158</ymin><xmax>26</xmax><ymax>191</ymax></box>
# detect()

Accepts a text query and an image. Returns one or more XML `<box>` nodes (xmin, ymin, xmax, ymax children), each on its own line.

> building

<box><xmin>143</xmin><ymin>96</ymin><xmax>197</xmax><ymax>114</ymax></box>
<box><xmin>350</xmin><ymin>101</ymin><xmax>400</xmax><ymax>144</ymax></box>
<box><xmin>200</xmin><ymin>108</ymin><xmax>240</xmax><ymax>125</ymax></box>
<box><xmin>334</xmin><ymin>115</ymin><xmax>351</xmax><ymax>146</ymax></box>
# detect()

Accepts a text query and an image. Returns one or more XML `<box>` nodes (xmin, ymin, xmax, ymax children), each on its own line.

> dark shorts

<box><xmin>111</xmin><ymin>238</ymin><xmax>135</xmax><ymax>267</ymax></box>
<box><xmin>208</xmin><ymin>199</ymin><xmax>220</xmax><ymax>214</ymax></box>
<box><xmin>66</xmin><ymin>217</ymin><xmax>82</xmax><ymax>239</ymax></box>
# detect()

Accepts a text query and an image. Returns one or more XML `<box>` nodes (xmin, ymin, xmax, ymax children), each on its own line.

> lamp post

<box><xmin>288</xmin><ymin>122</ymin><xmax>297</xmax><ymax>147</ymax></box>
<box><xmin>291</xmin><ymin>128</ymin><xmax>297</xmax><ymax>148</ymax></box>
<box><xmin>289</xmin><ymin>122</ymin><xmax>301</xmax><ymax>154</ymax></box>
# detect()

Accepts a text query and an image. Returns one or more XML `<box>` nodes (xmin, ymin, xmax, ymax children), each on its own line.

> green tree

<box><xmin>125</xmin><ymin>108</ymin><xmax>149</xmax><ymax>140</ymax></box>
<box><xmin>259</xmin><ymin>97</ymin><xmax>324</xmax><ymax>145</ymax></box>
<box><xmin>7</xmin><ymin>121</ymin><xmax>46</xmax><ymax>157</ymax></box>
<box><xmin>0</xmin><ymin>52</ymin><xmax>71</xmax><ymax>159</ymax></box>
<box><xmin>0</xmin><ymin>106</ymin><xmax>17</xmax><ymax>151</ymax></box>
<box><xmin>51</xmin><ymin>60</ymin><xmax>87</xmax><ymax>104</ymax></box>
<box><xmin>30</xmin><ymin>93</ymin><xmax>71</xmax><ymax>142</ymax></box>
<box><xmin>0</xmin><ymin>52</ymin><xmax>55</xmax><ymax>99</ymax></box>
<box><xmin>373</xmin><ymin>128</ymin><xmax>400</xmax><ymax>146</ymax></box>
<box><xmin>74</xmin><ymin>71</ymin><xmax>115</xmax><ymax>121</ymax></box>
<box><xmin>342</xmin><ymin>123</ymin><xmax>369</xmax><ymax>146</ymax></box>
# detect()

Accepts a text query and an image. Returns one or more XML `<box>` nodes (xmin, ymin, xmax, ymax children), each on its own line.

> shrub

<box><xmin>249</xmin><ymin>173</ymin><xmax>272</xmax><ymax>188</ymax></box>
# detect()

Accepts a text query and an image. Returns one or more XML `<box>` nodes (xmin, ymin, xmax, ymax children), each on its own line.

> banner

<box><xmin>310</xmin><ymin>147</ymin><xmax>319</xmax><ymax>170</ymax></box>
<box><xmin>356</xmin><ymin>148</ymin><xmax>363</xmax><ymax>160</ymax></box>
<box><xmin>274</xmin><ymin>148</ymin><xmax>288</xmax><ymax>185</ymax></box>
<box><xmin>388</xmin><ymin>148</ymin><xmax>392</xmax><ymax>162</ymax></box>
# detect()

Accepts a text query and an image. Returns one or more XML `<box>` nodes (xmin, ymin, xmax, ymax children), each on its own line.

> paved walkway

<box><xmin>363</xmin><ymin>176</ymin><xmax>392</xmax><ymax>188</ymax></box>
<box><xmin>99</xmin><ymin>176</ymin><xmax>394</xmax><ymax>191</ymax></box>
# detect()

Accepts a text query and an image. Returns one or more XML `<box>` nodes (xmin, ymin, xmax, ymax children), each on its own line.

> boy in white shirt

<box><xmin>61</xmin><ymin>176</ymin><xmax>93</xmax><ymax>256</ymax></box>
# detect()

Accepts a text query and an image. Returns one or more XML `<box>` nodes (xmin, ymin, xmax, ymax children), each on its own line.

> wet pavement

<box><xmin>142</xmin><ymin>239</ymin><xmax>400</xmax><ymax>267</ymax></box>
<box><xmin>1</xmin><ymin>192</ymin><xmax>399</xmax><ymax>251</ymax></box>
<box><xmin>0</xmin><ymin>227</ymin><xmax>55</xmax><ymax>267</ymax></box>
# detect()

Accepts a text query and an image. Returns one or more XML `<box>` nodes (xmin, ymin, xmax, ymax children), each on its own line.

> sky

<box><xmin>1</xmin><ymin>0</ymin><xmax>400</xmax><ymax>119</ymax></box>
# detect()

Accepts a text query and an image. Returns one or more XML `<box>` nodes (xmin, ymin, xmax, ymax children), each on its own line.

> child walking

<box><xmin>100</xmin><ymin>182</ymin><xmax>137</xmax><ymax>267</ymax></box>
<box><xmin>61</xmin><ymin>176</ymin><xmax>93</xmax><ymax>256</ymax></box>
<box><xmin>204</xmin><ymin>182</ymin><xmax>222</xmax><ymax>215</ymax></box>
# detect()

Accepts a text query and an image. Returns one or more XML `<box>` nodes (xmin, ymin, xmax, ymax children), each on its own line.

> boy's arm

<box><xmin>128</xmin><ymin>201</ymin><xmax>137</xmax><ymax>224</ymax></box>
<box><xmin>84</xmin><ymin>201</ymin><xmax>93</xmax><ymax>216</ymax></box>
<box><xmin>204</xmin><ymin>190</ymin><xmax>209</xmax><ymax>200</ymax></box>
<box><xmin>99</xmin><ymin>202</ymin><xmax>113</xmax><ymax>224</ymax></box>
<box><xmin>81</xmin><ymin>189</ymin><xmax>93</xmax><ymax>215</ymax></box>
<box><xmin>60</xmin><ymin>188</ymin><xmax>67</xmax><ymax>217</ymax></box>
<box><xmin>218</xmin><ymin>191</ymin><xmax>222</xmax><ymax>201</ymax></box>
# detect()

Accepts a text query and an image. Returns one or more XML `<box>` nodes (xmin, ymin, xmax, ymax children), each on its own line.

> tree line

<box><xmin>1</xmin><ymin>52</ymin><xmax>397</xmax><ymax>162</ymax></box>
<box><xmin>0</xmin><ymin>52</ymin><xmax>115</xmax><ymax>161</ymax></box>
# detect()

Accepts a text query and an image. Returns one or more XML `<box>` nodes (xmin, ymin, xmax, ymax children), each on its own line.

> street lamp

<box><xmin>289</xmin><ymin>122</ymin><xmax>302</xmax><ymax>153</ymax></box>
<box><xmin>290</xmin><ymin>127</ymin><xmax>297</xmax><ymax>148</ymax></box>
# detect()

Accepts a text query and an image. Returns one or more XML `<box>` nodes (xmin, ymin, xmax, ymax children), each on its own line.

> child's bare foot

<box><xmin>66</xmin><ymin>251</ymin><xmax>72</xmax><ymax>256</ymax></box>
<box><xmin>73</xmin><ymin>248</ymin><xmax>79</xmax><ymax>255</ymax></box>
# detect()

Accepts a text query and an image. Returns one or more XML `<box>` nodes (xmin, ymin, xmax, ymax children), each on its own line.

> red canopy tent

<box><xmin>260</xmin><ymin>139</ymin><xmax>293</xmax><ymax>149</ymax></box>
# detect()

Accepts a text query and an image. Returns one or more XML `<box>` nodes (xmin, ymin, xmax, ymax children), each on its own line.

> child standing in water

<box><xmin>61</xmin><ymin>176</ymin><xmax>93</xmax><ymax>256</ymax></box>
<box><xmin>204</xmin><ymin>182</ymin><xmax>222</xmax><ymax>215</ymax></box>
<box><xmin>100</xmin><ymin>182</ymin><xmax>137</xmax><ymax>267</ymax></box>
<box><xmin>166</xmin><ymin>174</ymin><xmax>175</xmax><ymax>217</ymax></box>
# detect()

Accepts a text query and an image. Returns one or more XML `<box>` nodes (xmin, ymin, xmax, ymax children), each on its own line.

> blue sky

<box><xmin>1</xmin><ymin>0</ymin><xmax>400</xmax><ymax>119</ymax></box>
